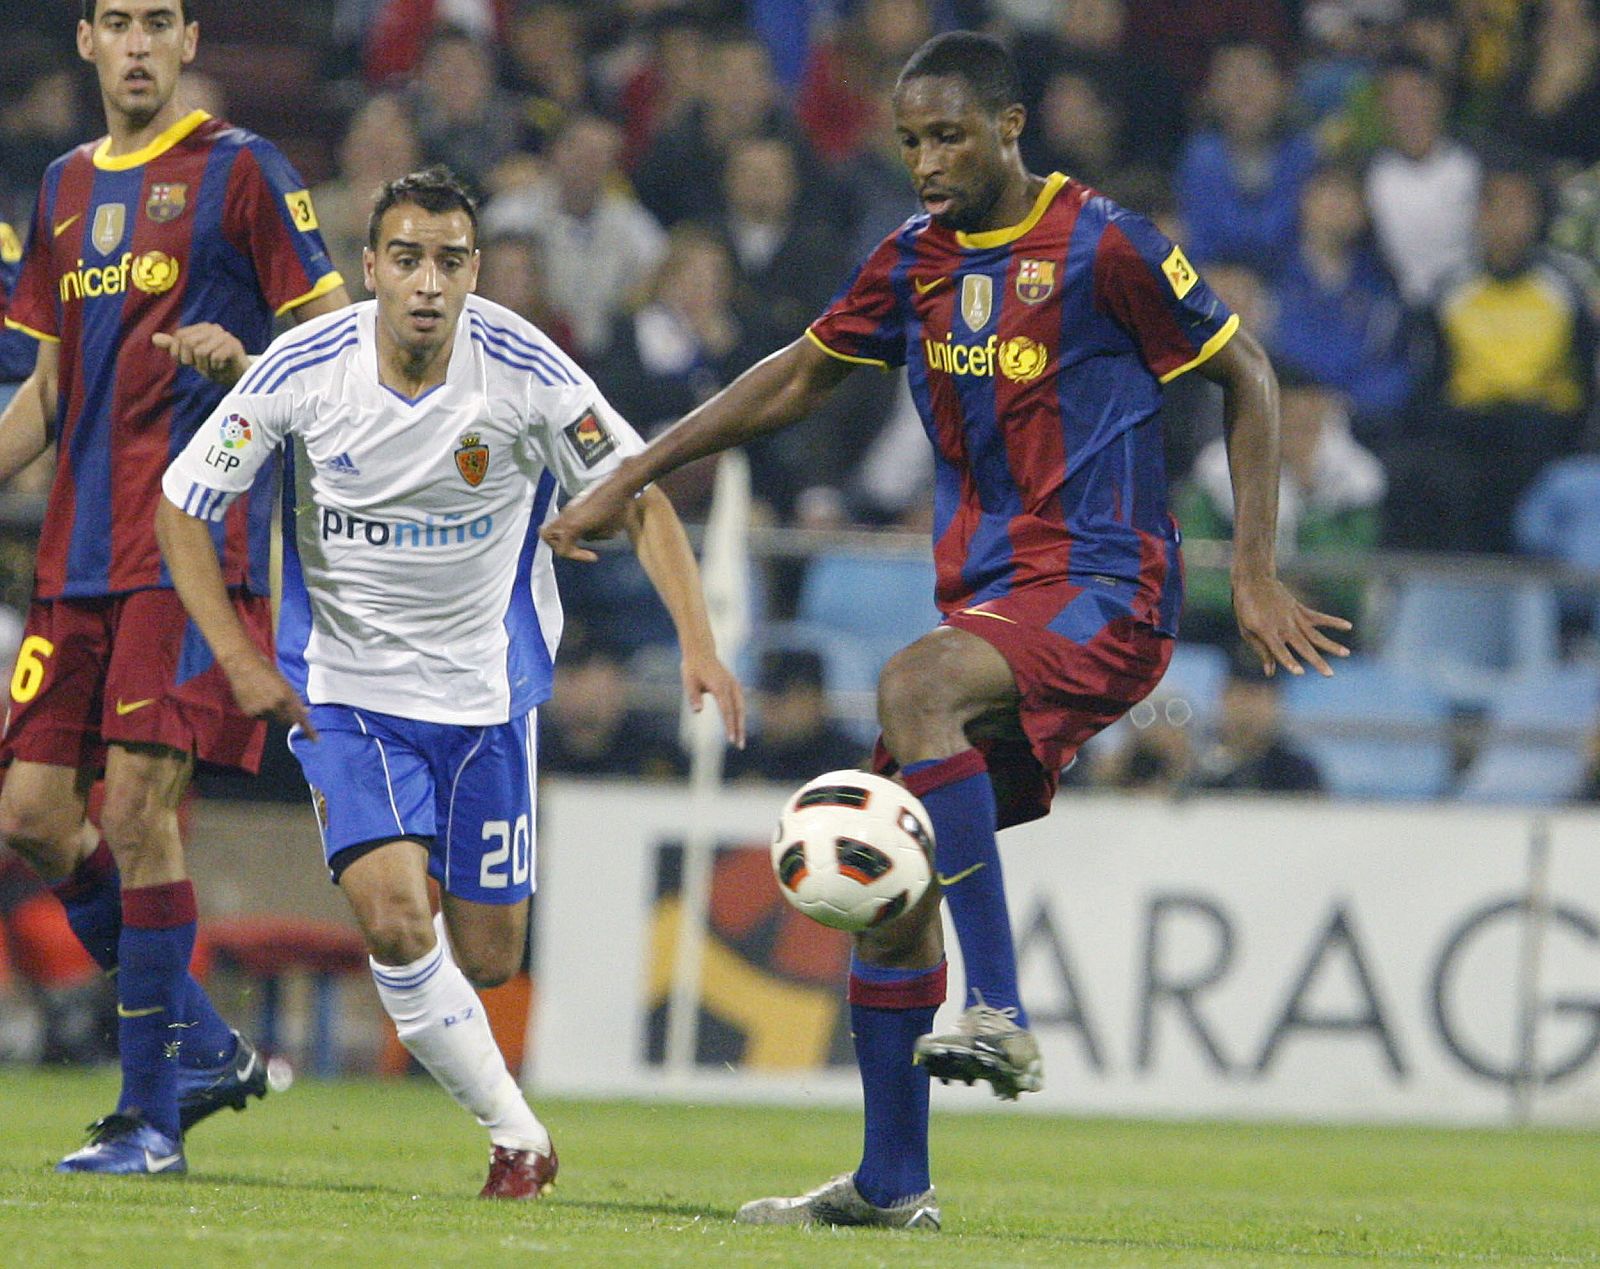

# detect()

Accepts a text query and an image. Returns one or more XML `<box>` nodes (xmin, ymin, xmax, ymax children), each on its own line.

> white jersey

<box><xmin>162</xmin><ymin>296</ymin><xmax>644</xmax><ymax>725</ymax></box>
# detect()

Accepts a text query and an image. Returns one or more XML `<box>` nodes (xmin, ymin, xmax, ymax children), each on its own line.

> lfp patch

<box><xmin>563</xmin><ymin>409</ymin><xmax>616</xmax><ymax>469</ymax></box>
<box><xmin>219</xmin><ymin>414</ymin><xmax>252</xmax><ymax>449</ymax></box>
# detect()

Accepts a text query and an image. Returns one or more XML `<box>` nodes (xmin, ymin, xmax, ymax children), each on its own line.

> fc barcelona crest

<box><xmin>92</xmin><ymin>204</ymin><xmax>126</xmax><ymax>256</ymax></box>
<box><xmin>959</xmin><ymin>274</ymin><xmax>993</xmax><ymax>331</ymax></box>
<box><xmin>146</xmin><ymin>183</ymin><xmax>188</xmax><ymax>223</ymax></box>
<box><xmin>1016</xmin><ymin>258</ymin><xmax>1056</xmax><ymax>304</ymax></box>
<box><xmin>454</xmin><ymin>432</ymin><xmax>489</xmax><ymax>487</ymax></box>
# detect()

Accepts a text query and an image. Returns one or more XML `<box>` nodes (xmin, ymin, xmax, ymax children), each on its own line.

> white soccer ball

<box><xmin>771</xmin><ymin>770</ymin><xmax>934</xmax><ymax>932</ymax></box>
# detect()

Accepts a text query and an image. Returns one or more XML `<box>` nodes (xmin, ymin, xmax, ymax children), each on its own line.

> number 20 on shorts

<box><xmin>10</xmin><ymin>635</ymin><xmax>53</xmax><ymax>703</ymax></box>
<box><xmin>480</xmin><ymin>814</ymin><xmax>531</xmax><ymax>889</ymax></box>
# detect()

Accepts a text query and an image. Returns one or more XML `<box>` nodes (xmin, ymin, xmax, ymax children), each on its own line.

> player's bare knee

<box><xmin>456</xmin><ymin>947</ymin><xmax>516</xmax><ymax>990</ymax></box>
<box><xmin>0</xmin><ymin>798</ymin><xmax>84</xmax><ymax>880</ymax></box>
<box><xmin>878</xmin><ymin>643</ymin><xmax>965</xmax><ymax>756</ymax></box>
<box><xmin>364</xmin><ymin>914</ymin><xmax>436</xmax><ymax>968</ymax></box>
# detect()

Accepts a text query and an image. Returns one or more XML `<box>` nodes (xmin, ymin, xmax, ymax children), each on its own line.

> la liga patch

<box><xmin>563</xmin><ymin>409</ymin><xmax>616</xmax><ymax>469</ymax></box>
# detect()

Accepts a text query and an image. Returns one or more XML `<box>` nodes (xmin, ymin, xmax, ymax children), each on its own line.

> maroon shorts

<box><xmin>0</xmin><ymin>589</ymin><xmax>273</xmax><ymax>774</ymax></box>
<box><xmin>873</xmin><ymin>590</ymin><xmax>1174</xmax><ymax>829</ymax></box>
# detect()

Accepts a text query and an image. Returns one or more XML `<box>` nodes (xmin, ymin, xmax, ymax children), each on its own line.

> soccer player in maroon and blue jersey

<box><xmin>0</xmin><ymin>0</ymin><xmax>349</xmax><ymax>1174</ymax></box>
<box><xmin>545</xmin><ymin>31</ymin><xmax>1350</xmax><ymax>1228</ymax></box>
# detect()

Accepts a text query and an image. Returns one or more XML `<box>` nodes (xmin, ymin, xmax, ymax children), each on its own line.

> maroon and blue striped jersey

<box><xmin>808</xmin><ymin>173</ymin><xmax>1238</xmax><ymax>637</ymax></box>
<box><xmin>5</xmin><ymin>110</ymin><xmax>342</xmax><ymax>600</ymax></box>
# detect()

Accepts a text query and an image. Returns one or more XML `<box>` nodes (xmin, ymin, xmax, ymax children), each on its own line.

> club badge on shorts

<box><xmin>455</xmin><ymin>432</ymin><xmax>489</xmax><ymax>487</ymax></box>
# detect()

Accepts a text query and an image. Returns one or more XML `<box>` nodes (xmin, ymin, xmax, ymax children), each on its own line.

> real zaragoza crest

<box><xmin>455</xmin><ymin>432</ymin><xmax>489</xmax><ymax>487</ymax></box>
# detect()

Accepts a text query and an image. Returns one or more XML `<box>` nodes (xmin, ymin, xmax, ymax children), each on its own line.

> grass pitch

<box><xmin>0</xmin><ymin>1068</ymin><xmax>1597</xmax><ymax>1267</ymax></box>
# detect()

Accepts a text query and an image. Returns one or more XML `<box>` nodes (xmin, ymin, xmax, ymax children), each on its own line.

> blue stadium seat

<box><xmin>796</xmin><ymin>553</ymin><xmax>940</xmax><ymax>651</ymax></box>
<box><xmin>1377</xmin><ymin>577</ymin><xmax>1560</xmax><ymax>706</ymax></box>
<box><xmin>1459</xmin><ymin>665</ymin><xmax>1600</xmax><ymax>805</ymax></box>
<box><xmin>1282</xmin><ymin>659</ymin><xmax>1452</xmax><ymax>800</ymax></box>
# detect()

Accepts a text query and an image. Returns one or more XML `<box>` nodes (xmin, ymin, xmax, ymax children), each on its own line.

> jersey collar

<box><xmin>955</xmin><ymin>172</ymin><xmax>1068</xmax><ymax>250</ymax></box>
<box><xmin>93</xmin><ymin>110</ymin><xmax>211</xmax><ymax>172</ymax></box>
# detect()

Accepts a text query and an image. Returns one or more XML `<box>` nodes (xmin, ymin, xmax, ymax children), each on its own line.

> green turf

<box><xmin>1</xmin><ymin>1067</ymin><xmax>1597</xmax><ymax>1267</ymax></box>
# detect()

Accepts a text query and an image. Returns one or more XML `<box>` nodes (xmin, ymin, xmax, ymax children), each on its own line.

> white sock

<box><xmin>370</xmin><ymin>940</ymin><xmax>550</xmax><ymax>1153</ymax></box>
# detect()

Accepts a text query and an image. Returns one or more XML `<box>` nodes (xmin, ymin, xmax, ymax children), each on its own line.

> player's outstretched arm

<box><xmin>542</xmin><ymin>336</ymin><xmax>852</xmax><ymax>561</ymax></box>
<box><xmin>1200</xmin><ymin>327</ymin><xmax>1351</xmax><ymax>678</ymax></box>
<box><xmin>623</xmin><ymin>484</ymin><xmax>747</xmax><ymax>748</ymax></box>
<box><xmin>0</xmin><ymin>341</ymin><xmax>57</xmax><ymax>485</ymax></box>
<box><xmin>155</xmin><ymin>497</ymin><xmax>317</xmax><ymax>739</ymax></box>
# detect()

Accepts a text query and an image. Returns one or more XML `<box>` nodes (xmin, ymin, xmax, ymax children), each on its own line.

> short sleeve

<box><xmin>222</xmin><ymin>139</ymin><xmax>344</xmax><ymax>318</ymax></box>
<box><xmin>537</xmin><ymin>385</ymin><xmax>646</xmax><ymax>500</ymax></box>
<box><xmin>162</xmin><ymin>371</ymin><xmax>297</xmax><ymax>520</ymax></box>
<box><xmin>1092</xmin><ymin>208</ymin><xmax>1238</xmax><ymax>384</ymax></box>
<box><xmin>806</xmin><ymin>236</ymin><xmax>907</xmax><ymax>370</ymax></box>
<box><xmin>5</xmin><ymin>191</ymin><xmax>60</xmax><ymax>343</ymax></box>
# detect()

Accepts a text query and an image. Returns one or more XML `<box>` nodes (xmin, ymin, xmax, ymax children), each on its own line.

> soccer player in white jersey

<box><xmin>154</xmin><ymin>168</ymin><xmax>745</xmax><ymax>1198</ymax></box>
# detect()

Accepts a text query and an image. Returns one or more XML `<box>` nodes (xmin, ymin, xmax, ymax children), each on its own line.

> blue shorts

<box><xmin>289</xmin><ymin>705</ymin><xmax>537</xmax><ymax>905</ymax></box>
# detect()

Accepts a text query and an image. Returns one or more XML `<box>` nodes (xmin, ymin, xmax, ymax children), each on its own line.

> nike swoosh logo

<box><xmin>958</xmin><ymin>608</ymin><xmax>1017</xmax><ymax>625</ymax></box>
<box><xmin>53</xmin><ymin>213</ymin><xmax>82</xmax><ymax>238</ymax></box>
<box><xmin>144</xmin><ymin>1150</ymin><xmax>184</xmax><ymax>1172</ymax></box>
<box><xmin>935</xmin><ymin>862</ymin><xmax>987</xmax><ymax>888</ymax></box>
<box><xmin>115</xmin><ymin>698</ymin><xmax>156</xmax><ymax>715</ymax></box>
<box><xmin>914</xmin><ymin>276</ymin><xmax>948</xmax><ymax>295</ymax></box>
<box><xmin>117</xmin><ymin>1003</ymin><xmax>164</xmax><ymax>1018</ymax></box>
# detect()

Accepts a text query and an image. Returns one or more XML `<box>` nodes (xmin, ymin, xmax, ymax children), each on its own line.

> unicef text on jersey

<box><xmin>319</xmin><ymin>507</ymin><xmax>494</xmax><ymax>549</ymax></box>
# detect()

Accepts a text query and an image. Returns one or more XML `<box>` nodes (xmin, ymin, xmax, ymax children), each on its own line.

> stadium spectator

<box><xmin>1012</xmin><ymin>0</ymin><xmax>1185</xmax><ymax>173</ymax></box>
<box><xmin>796</xmin><ymin>0</ymin><xmax>935</xmax><ymax>165</ymax></box>
<box><xmin>0</xmin><ymin>55</ymin><xmax>85</xmax><ymax>217</ymax></box>
<box><xmin>1195</xmin><ymin>658</ymin><xmax>1324</xmax><ymax>793</ymax></box>
<box><xmin>404</xmin><ymin>25</ymin><xmax>523</xmax><ymax>196</ymax></box>
<box><xmin>716</xmin><ymin>136</ymin><xmax>849</xmax><ymax>350</ymax></box>
<box><xmin>1175</xmin><ymin>369</ymin><xmax>1385</xmax><ymax>645</ymax></box>
<box><xmin>540</xmin><ymin>639</ymin><xmax>688</xmax><ymax>780</ymax></box>
<box><xmin>1264</xmin><ymin>160</ymin><xmax>1413</xmax><ymax>441</ymax></box>
<box><xmin>1176</xmin><ymin>41</ymin><xmax>1319</xmax><ymax>272</ymax></box>
<box><xmin>1125</xmin><ymin>0</ymin><xmax>1295</xmax><ymax>95</ymax></box>
<box><xmin>1365</xmin><ymin>54</ymin><xmax>1481</xmax><ymax>306</ymax></box>
<box><xmin>1100</xmin><ymin>713</ymin><xmax>1197</xmax><ymax>796</ymax></box>
<box><xmin>609</xmin><ymin>9</ymin><xmax>710</xmax><ymax>171</ymax></box>
<box><xmin>500</xmin><ymin>0</ymin><xmax>595</xmax><ymax>153</ymax></box>
<box><xmin>1023</xmin><ymin>68</ymin><xmax>1146</xmax><ymax>197</ymax></box>
<box><xmin>725</xmin><ymin>650</ymin><xmax>864</xmax><ymax>783</ymax></box>
<box><xmin>1501</xmin><ymin>0</ymin><xmax>1600</xmax><ymax>165</ymax></box>
<box><xmin>1386</xmin><ymin>164</ymin><xmax>1595</xmax><ymax>553</ymax></box>
<box><xmin>483</xmin><ymin>112</ymin><xmax>666</xmax><ymax>358</ymax></box>
<box><xmin>312</xmin><ymin>94</ymin><xmax>421</xmax><ymax>295</ymax></box>
<box><xmin>475</xmin><ymin>231</ymin><xmax>577</xmax><ymax>357</ymax></box>
<box><xmin>633</xmin><ymin>31</ymin><xmax>815</xmax><ymax>229</ymax></box>
<box><xmin>834</xmin><ymin>92</ymin><xmax>924</xmax><ymax>261</ymax></box>
<box><xmin>363</xmin><ymin>0</ymin><xmax>510</xmax><ymax>85</ymax></box>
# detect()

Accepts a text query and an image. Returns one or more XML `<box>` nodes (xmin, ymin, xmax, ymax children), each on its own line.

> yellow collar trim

<box><xmin>955</xmin><ymin>172</ymin><xmax>1068</xmax><ymax>249</ymax></box>
<box><xmin>93</xmin><ymin>110</ymin><xmax>210</xmax><ymax>172</ymax></box>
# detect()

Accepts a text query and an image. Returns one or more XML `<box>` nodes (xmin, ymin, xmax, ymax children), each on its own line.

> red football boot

<box><xmin>479</xmin><ymin>1143</ymin><xmax>559</xmax><ymax>1199</ymax></box>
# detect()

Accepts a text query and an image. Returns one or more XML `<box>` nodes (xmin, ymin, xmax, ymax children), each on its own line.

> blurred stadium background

<box><xmin>3</xmin><ymin>0</ymin><xmax>1600</xmax><ymax>1142</ymax></box>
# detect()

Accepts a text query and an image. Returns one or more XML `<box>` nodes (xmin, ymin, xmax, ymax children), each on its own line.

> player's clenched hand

<box><xmin>221</xmin><ymin>648</ymin><xmax>318</xmax><ymax>740</ymax></box>
<box><xmin>541</xmin><ymin>480</ymin><xmax>634</xmax><ymax>563</ymax></box>
<box><xmin>1231</xmin><ymin>573</ymin><xmax>1351</xmax><ymax>678</ymax></box>
<box><xmin>683</xmin><ymin>652</ymin><xmax>746</xmax><ymax>749</ymax></box>
<box><xmin>153</xmin><ymin>323</ymin><xmax>250</xmax><ymax>387</ymax></box>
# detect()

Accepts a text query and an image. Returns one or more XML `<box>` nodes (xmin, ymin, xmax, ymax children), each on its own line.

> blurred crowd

<box><xmin>8</xmin><ymin>0</ymin><xmax>1600</xmax><ymax>798</ymax></box>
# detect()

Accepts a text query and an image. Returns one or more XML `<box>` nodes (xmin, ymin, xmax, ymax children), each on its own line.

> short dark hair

<box><xmin>82</xmin><ymin>1</ymin><xmax>198</xmax><ymax>20</ymax></box>
<box><xmin>367</xmin><ymin>166</ymin><xmax>479</xmax><ymax>250</ymax></box>
<box><xmin>896</xmin><ymin>31</ymin><xmax>1022</xmax><ymax>115</ymax></box>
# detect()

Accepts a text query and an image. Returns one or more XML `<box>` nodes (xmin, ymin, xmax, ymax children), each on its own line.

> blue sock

<box><xmin>849</xmin><ymin>956</ymin><xmax>945</xmax><ymax>1207</ymax></box>
<box><xmin>904</xmin><ymin>751</ymin><xmax>1027</xmax><ymax>1025</ymax></box>
<box><xmin>51</xmin><ymin>843</ymin><xmax>235</xmax><ymax>1070</ymax></box>
<box><xmin>117</xmin><ymin>882</ymin><xmax>198</xmax><ymax>1139</ymax></box>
